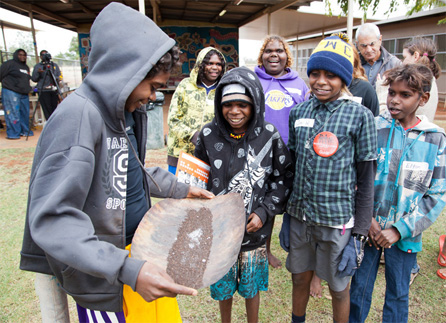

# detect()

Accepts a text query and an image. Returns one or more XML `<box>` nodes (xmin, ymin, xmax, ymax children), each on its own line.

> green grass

<box><xmin>1</xmin><ymin>147</ymin><xmax>446</xmax><ymax>322</ymax></box>
<box><xmin>178</xmin><ymin>215</ymin><xmax>446</xmax><ymax>322</ymax></box>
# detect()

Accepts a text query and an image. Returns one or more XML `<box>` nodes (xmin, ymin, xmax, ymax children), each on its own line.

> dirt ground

<box><xmin>0</xmin><ymin>126</ymin><xmax>169</xmax><ymax>169</ymax></box>
<box><xmin>0</xmin><ymin>127</ymin><xmax>41</xmax><ymax>149</ymax></box>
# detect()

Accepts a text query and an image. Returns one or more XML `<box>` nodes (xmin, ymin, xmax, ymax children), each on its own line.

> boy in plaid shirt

<box><xmin>281</xmin><ymin>35</ymin><xmax>377</xmax><ymax>323</ymax></box>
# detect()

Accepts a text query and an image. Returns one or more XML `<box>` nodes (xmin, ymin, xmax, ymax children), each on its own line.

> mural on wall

<box><xmin>78</xmin><ymin>27</ymin><xmax>238</xmax><ymax>86</ymax></box>
<box><xmin>161</xmin><ymin>26</ymin><xmax>239</xmax><ymax>87</ymax></box>
<box><xmin>78</xmin><ymin>33</ymin><xmax>91</xmax><ymax>79</ymax></box>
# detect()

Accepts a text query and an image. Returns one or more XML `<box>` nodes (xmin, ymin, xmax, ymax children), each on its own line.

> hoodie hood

<box><xmin>13</xmin><ymin>49</ymin><xmax>27</xmax><ymax>64</ymax></box>
<box><xmin>254</xmin><ymin>65</ymin><xmax>303</xmax><ymax>97</ymax></box>
<box><xmin>214</xmin><ymin>66</ymin><xmax>264</xmax><ymax>138</ymax></box>
<box><xmin>81</xmin><ymin>2</ymin><xmax>175</xmax><ymax>132</ymax></box>
<box><xmin>190</xmin><ymin>47</ymin><xmax>226</xmax><ymax>87</ymax></box>
<box><xmin>255</xmin><ymin>66</ymin><xmax>300</xmax><ymax>82</ymax></box>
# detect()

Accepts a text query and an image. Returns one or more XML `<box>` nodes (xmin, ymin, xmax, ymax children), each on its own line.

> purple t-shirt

<box><xmin>255</xmin><ymin>66</ymin><xmax>309</xmax><ymax>145</ymax></box>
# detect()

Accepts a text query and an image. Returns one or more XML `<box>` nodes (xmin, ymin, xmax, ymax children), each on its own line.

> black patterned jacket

<box><xmin>195</xmin><ymin>67</ymin><xmax>294</xmax><ymax>251</ymax></box>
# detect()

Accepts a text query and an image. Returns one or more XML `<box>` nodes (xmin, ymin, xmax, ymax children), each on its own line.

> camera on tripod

<box><xmin>41</xmin><ymin>52</ymin><xmax>52</xmax><ymax>69</ymax></box>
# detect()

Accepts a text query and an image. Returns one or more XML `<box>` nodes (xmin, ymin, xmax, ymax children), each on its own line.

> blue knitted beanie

<box><xmin>307</xmin><ymin>35</ymin><xmax>354</xmax><ymax>86</ymax></box>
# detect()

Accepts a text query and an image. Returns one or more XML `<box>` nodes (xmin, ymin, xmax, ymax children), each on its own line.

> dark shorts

<box><xmin>210</xmin><ymin>244</ymin><xmax>268</xmax><ymax>300</ymax></box>
<box><xmin>286</xmin><ymin>217</ymin><xmax>351</xmax><ymax>292</ymax></box>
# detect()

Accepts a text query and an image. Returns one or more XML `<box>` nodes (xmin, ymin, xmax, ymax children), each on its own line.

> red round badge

<box><xmin>313</xmin><ymin>131</ymin><xmax>339</xmax><ymax>157</ymax></box>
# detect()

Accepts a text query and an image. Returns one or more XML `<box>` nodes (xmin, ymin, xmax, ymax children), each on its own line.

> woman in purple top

<box><xmin>255</xmin><ymin>35</ymin><xmax>309</xmax><ymax>145</ymax></box>
<box><xmin>255</xmin><ymin>35</ymin><xmax>309</xmax><ymax>268</ymax></box>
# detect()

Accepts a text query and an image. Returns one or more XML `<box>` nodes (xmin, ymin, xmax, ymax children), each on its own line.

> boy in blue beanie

<box><xmin>282</xmin><ymin>35</ymin><xmax>377</xmax><ymax>323</ymax></box>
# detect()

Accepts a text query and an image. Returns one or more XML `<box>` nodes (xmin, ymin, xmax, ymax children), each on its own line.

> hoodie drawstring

<box><xmin>120</xmin><ymin>119</ymin><xmax>162</xmax><ymax>192</ymax></box>
<box><xmin>384</xmin><ymin>119</ymin><xmax>395</xmax><ymax>175</ymax></box>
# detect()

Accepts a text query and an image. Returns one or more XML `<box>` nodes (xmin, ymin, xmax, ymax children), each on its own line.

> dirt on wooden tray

<box><xmin>166</xmin><ymin>206</ymin><xmax>213</xmax><ymax>289</ymax></box>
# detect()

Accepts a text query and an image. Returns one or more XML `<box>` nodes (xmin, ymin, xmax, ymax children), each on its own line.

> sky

<box><xmin>0</xmin><ymin>8</ymin><xmax>76</xmax><ymax>56</ymax></box>
<box><xmin>238</xmin><ymin>0</ymin><xmax>414</xmax><ymax>64</ymax></box>
<box><xmin>297</xmin><ymin>0</ymin><xmax>412</xmax><ymax>19</ymax></box>
<box><xmin>0</xmin><ymin>1</ymin><xmax>413</xmax><ymax>62</ymax></box>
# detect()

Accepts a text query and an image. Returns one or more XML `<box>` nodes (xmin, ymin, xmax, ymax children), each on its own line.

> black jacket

<box><xmin>0</xmin><ymin>49</ymin><xmax>31</xmax><ymax>94</ymax></box>
<box><xmin>195</xmin><ymin>67</ymin><xmax>294</xmax><ymax>252</ymax></box>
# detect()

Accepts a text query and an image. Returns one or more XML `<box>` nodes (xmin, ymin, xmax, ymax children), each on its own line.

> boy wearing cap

<box><xmin>194</xmin><ymin>66</ymin><xmax>294</xmax><ymax>322</ymax></box>
<box><xmin>284</xmin><ymin>35</ymin><xmax>377</xmax><ymax>323</ymax></box>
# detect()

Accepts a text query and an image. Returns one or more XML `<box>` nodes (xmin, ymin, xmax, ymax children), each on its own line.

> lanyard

<box><xmin>304</xmin><ymin>100</ymin><xmax>347</xmax><ymax>149</ymax></box>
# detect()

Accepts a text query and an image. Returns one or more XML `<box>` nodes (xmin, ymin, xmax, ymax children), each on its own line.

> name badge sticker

<box><xmin>402</xmin><ymin>161</ymin><xmax>429</xmax><ymax>171</ymax></box>
<box><xmin>295</xmin><ymin>118</ymin><xmax>315</xmax><ymax>128</ymax></box>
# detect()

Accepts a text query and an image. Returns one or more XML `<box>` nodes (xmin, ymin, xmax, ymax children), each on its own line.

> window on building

<box><xmin>296</xmin><ymin>47</ymin><xmax>314</xmax><ymax>75</ymax></box>
<box><xmin>382</xmin><ymin>39</ymin><xmax>395</xmax><ymax>53</ymax></box>
<box><xmin>437</xmin><ymin>34</ymin><xmax>446</xmax><ymax>71</ymax></box>
<box><xmin>289</xmin><ymin>44</ymin><xmax>297</xmax><ymax>70</ymax></box>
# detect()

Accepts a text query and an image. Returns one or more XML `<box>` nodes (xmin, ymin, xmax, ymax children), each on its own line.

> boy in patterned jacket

<box><xmin>194</xmin><ymin>66</ymin><xmax>294</xmax><ymax>322</ymax></box>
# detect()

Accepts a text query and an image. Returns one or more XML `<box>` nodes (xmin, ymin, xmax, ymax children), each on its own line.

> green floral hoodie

<box><xmin>167</xmin><ymin>47</ymin><xmax>226</xmax><ymax>167</ymax></box>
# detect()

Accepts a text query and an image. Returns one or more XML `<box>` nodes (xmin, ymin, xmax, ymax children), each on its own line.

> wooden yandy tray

<box><xmin>131</xmin><ymin>193</ymin><xmax>245</xmax><ymax>289</ymax></box>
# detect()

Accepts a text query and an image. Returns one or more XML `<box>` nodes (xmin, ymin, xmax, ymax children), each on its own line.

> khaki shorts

<box><xmin>286</xmin><ymin>217</ymin><xmax>351</xmax><ymax>292</ymax></box>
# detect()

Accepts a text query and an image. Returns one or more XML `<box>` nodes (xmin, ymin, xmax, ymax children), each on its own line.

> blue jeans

<box><xmin>349</xmin><ymin>244</ymin><xmax>416</xmax><ymax>323</ymax></box>
<box><xmin>168</xmin><ymin>165</ymin><xmax>177</xmax><ymax>175</ymax></box>
<box><xmin>1</xmin><ymin>88</ymin><xmax>33</xmax><ymax>138</ymax></box>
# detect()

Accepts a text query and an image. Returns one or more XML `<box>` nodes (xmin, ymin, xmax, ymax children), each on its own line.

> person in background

<box><xmin>376</xmin><ymin>37</ymin><xmax>442</xmax><ymax>121</ymax></box>
<box><xmin>20</xmin><ymin>4</ymin><xmax>213</xmax><ymax>323</ymax></box>
<box><xmin>32</xmin><ymin>50</ymin><xmax>62</xmax><ymax>120</ymax></box>
<box><xmin>402</xmin><ymin>37</ymin><xmax>440</xmax><ymax>122</ymax></box>
<box><xmin>348</xmin><ymin>37</ymin><xmax>379</xmax><ymax>117</ymax></box>
<box><xmin>0</xmin><ymin>48</ymin><xmax>33</xmax><ymax>139</ymax></box>
<box><xmin>255</xmin><ymin>35</ymin><xmax>309</xmax><ymax>145</ymax></box>
<box><xmin>356</xmin><ymin>23</ymin><xmax>401</xmax><ymax>88</ymax></box>
<box><xmin>195</xmin><ymin>66</ymin><xmax>294</xmax><ymax>323</ymax></box>
<box><xmin>167</xmin><ymin>47</ymin><xmax>226</xmax><ymax>174</ymax></box>
<box><xmin>255</xmin><ymin>35</ymin><xmax>309</xmax><ymax>269</ymax></box>
<box><xmin>350</xmin><ymin>64</ymin><xmax>446</xmax><ymax>323</ymax></box>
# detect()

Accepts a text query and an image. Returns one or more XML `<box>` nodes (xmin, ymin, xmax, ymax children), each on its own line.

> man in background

<box><xmin>356</xmin><ymin>23</ymin><xmax>401</xmax><ymax>88</ymax></box>
<box><xmin>32</xmin><ymin>50</ymin><xmax>62</xmax><ymax>120</ymax></box>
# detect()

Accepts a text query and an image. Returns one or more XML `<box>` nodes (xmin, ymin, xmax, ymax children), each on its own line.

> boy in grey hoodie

<box><xmin>20</xmin><ymin>3</ymin><xmax>213</xmax><ymax>322</ymax></box>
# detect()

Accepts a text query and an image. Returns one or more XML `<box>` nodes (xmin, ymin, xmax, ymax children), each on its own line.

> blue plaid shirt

<box><xmin>287</xmin><ymin>95</ymin><xmax>377</xmax><ymax>227</ymax></box>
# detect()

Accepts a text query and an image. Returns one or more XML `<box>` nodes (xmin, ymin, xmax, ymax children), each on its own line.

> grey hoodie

<box><xmin>20</xmin><ymin>3</ymin><xmax>188</xmax><ymax>312</ymax></box>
